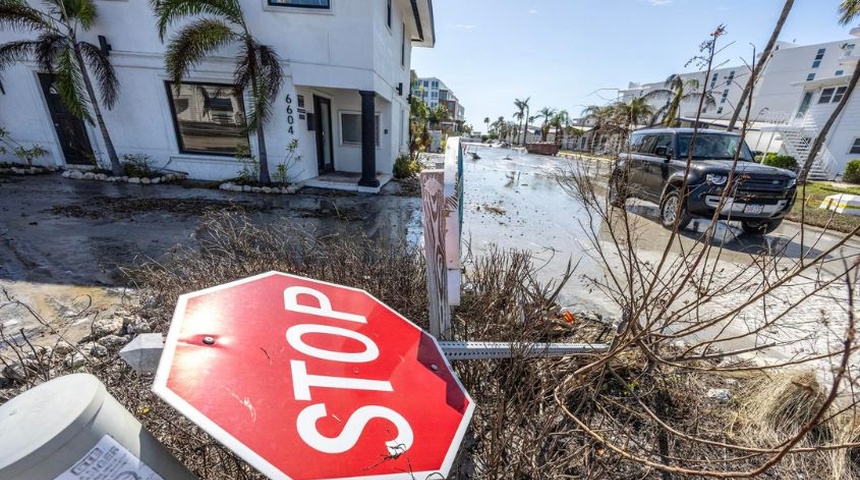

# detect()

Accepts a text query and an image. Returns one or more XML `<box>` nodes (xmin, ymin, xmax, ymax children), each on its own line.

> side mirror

<box><xmin>654</xmin><ymin>146</ymin><xmax>672</xmax><ymax>161</ymax></box>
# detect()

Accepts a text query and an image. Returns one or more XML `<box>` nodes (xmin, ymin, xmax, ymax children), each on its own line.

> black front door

<box><xmin>38</xmin><ymin>73</ymin><xmax>93</xmax><ymax>165</ymax></box>
<box><xmin>314</xmin><ymin>95</ymin><xmax>334</xmax><ymax>174</ymax></box>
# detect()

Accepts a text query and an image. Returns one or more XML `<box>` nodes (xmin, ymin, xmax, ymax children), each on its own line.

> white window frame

<box><xmin>849</xmin><ymin>138</ymin><xmax>860</xmax><ymax>155</ymax></box>
<box><xmin>339</xmin><ymin>111</ymin><xmax>380</xmax><ymax>147</ymax></box>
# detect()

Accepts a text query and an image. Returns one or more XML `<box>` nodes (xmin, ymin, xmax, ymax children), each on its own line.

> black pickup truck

<box><xmin>609</xmin><ymin>128</ymin><xmax>797</xmax><ymax>234</ymax></box>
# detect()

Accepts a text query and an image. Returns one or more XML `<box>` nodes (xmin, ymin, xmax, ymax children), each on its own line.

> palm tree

<box><xmin>0</xmin><ymin>0</ymin><xmax>122</xmax><ymax>175</ymax></box>
<box><xmin>550</xmin><ymin>109</ymin><xmax>569</xmax><ymax>147</ymax></box>
<box><xmin>581</xmin><ymin>104</ymin><xmax>619</xmax><ymax>152</ymax></box>
<box><xmin>427</xmin><ymin>104</ymin><xmax>450</xmax><ymax>130</ymax></box>
<box><xmin>727</xmin><ymin>0</ymin><xmax>794</xmax><ymax>131</ymax></box>
<box><xmin>153</xmin><ymin>0</ymin><xmax>283</xmax><ymax>184</ymax></box>
<box><xmin>799</xmin><ymin>0</ymin><xmax>860</xmax><ymax>181</ymax></box>
<box><xmin>483</xmin><ymin>116</ymin><xmax>490</xmax><ymax>135</ymax></box>
<box><xmin>535</xmin><ymin>107</ymin><xmax>557</xmax><ymax>142</ymax></box>
<box><xmin>643</xmin><ymin>74</ymin><xmax>714</xmax><ymax>127</ymax></box>
<box><xmin>616</xmin><ymin>97</ymin><xmax>654</xmax><ymax>131</ymax></box>
<box><xmin>514</xmin><ymin>97</ymin><xmax>530</xmax><ymax>146</ymax></box>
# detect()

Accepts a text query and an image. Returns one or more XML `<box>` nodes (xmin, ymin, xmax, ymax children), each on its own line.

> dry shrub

<box><xmin>739</xmin><ymin>370</ymin><xmax>829</xmax><ymax>443</ymax></box>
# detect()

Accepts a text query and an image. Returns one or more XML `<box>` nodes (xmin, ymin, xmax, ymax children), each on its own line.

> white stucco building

<box><xmin>412</xmin><ymin>76</ymin><xmax>465</xmax><ymax>128</ymax></box>
<box><xmin>752</xmin><ymin>34</ymin><xmax>860</xmax><ymax>179</ymax></box>
<box><xmin>0</xmin><ymin>0</ymin><xmax>435</xmax><ymax>191</ymax></box>
<box><xmin>619</xmin><ymin>28</ymin><xmax>860</xmax><ymax>180</ymax></box>
<box><xmin>620</xmin><ymin>65</ymin><xmax>752</xmax><ymax>124</ymax></box>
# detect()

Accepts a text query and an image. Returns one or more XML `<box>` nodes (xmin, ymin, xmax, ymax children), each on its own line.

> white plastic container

<box><xmin>0</xmin><ymin>373</ymin><xmax>196</xmax><ymax>479</ymax></box>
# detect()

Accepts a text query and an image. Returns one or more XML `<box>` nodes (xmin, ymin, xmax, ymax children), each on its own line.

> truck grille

<box><xmin>736</xmin><ymin>175</ymin><xmax>789</xmax><ymax>192</ymax></box>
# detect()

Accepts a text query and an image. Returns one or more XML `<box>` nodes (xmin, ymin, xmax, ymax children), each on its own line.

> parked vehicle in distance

<box><xmin>609</xmin><ymin>128</ymin><xmax>798</xmax><ymax>234</ymax></box>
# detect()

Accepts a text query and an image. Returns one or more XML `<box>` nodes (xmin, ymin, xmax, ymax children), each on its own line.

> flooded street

<box><xmin>2</xmin><ymin>150</ymin><xmax>860</xmax><ymax>364</ymax></box>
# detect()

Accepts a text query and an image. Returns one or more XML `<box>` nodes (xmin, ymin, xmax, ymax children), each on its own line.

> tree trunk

<box><xmin>256</xmin><ymin>119</ymin><xmax>271</xmax><ymax>184</ymax></box>
<box><xmin>74</xmin><ymin>43</ymin><xmax>121</xmax><ymax>176</ymax></box>
<box><xmin>800</xmin><ymin>65</ymin><xmax>860</xmax><ymax>182</ymax></box>
<box><xmin>727</xmin><ymin>0</ymin><xmax>794</xmax><ymax>132</ymax></box>
<box><xmin>522</xmin><ymin>107</ymin><xmax>529</xmax><ymax>147</ymax></box>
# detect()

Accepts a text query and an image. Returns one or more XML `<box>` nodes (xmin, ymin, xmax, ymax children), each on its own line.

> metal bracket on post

<box><xmin>439</xmin><ymin>341</ymin><xmax>610</xmax><ymax>360</ymax></box>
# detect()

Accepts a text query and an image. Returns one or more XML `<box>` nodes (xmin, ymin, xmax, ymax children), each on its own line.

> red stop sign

<box><xmin>153</xmin><ymin>272</ymin><xmax>474</xmax><ymax>480</ymax></box>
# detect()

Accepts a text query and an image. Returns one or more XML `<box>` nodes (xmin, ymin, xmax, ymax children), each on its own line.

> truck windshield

<box><xmin>676</xmin><ymin>133</ymin><xmax>754</xmax><ymax>162</ymax></box>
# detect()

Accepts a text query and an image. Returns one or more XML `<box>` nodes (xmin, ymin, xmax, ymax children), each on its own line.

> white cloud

<box><xmin>648</xmin><ymin>0</ymin><xmax>672</xmax><ymax>5</ymax></box>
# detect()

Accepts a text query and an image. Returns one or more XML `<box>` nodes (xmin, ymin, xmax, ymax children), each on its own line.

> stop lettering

<box><xmin>154</xmin><ymin>272</ymin><xmax>474</xmax><ymax>480</ymax></box>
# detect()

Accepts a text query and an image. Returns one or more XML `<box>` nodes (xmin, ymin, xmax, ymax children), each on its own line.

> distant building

<box><xmin>412</xmin><ymin>76</ymin><xmax>466</xmax><ymax>130</ymax></box>
<box><xmin>616</xmin><ymin>28</ymin><xmax>860</xmax><ymax>179</ymax></box>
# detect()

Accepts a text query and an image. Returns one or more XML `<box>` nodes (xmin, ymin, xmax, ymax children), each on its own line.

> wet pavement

<box><xmin>2</xmin><ymin>148</ymin><xmax>860</xmax><ymax>365</ymax></box>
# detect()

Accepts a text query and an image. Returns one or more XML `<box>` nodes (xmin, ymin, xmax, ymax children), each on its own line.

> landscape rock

<box><xmin>127</xmin><ymin>318</ymin><xmax>153</xmax><ymax>334</ymax></box>
<box><xmin>129</xmin><ymin>177</ymin><xmax>141</xmax><ymax>184</ymax></box>
<box><xmin>706</xmin><ymin>388</ymin><xmax>732</xmax><ymax>402</ymax></box>
<box><xmin>243</xmin><ymin>185</ymin><xmax>252</xmax><ymax>192</ymax></box>
<box><xmin>90</xmin><ymin>344</ymin><xmax>109</xmax><ymax>358</ymax></box>
<box><xmin>96</xmin><ymin>173</ymin><xmax>108</xmax><ymax>181</ymax></box>
<box><xmin>69</xmin><ymin>170</ymin><xmax>84</xmax><ymax>179</ymax></box>
<box><xmin>83</xmin><ymin>172</ymin><xmax>95</xmax><ymax>180</ymax></box>
<box><xmin>97</xmin><ymin>334</ymin><xmax>130</xmax><ymax>348</ymax></box>
<box><xmin>54</xmin><ymin>342</ymin><xmax>75</xmax><ymax>355</ymax></box>
<box><xmin>141</xmin><ymin>177</ymin><xmax>151</xmax><ymax>185</ymax></box>
<box><xmin>152</xmin><ymin>177</ymin><xmax>161</xmax><ymax>184</ymax></box>
<box><xmin>63</xmin><ymin>352</ymin><xmax>87</xmax><ymax>369</ymax></box>
<box><xmin>2</xmin><ymin>362</ymin><xmax>28</xmax><ymax>381</ymax></box>
<box><xmin>61</xmin><ymin>170</ymin><xmax>71</xmax><ymax>178</ymax></box>
<box><xmin>92</xmin><ymin>316</ymin><xmax>124</xmax><ymax>337</ymax></box>
<box><xmin>262</xmin><ymin>187</ymin><xmax>272</xmax><ymax>194</ymax></box>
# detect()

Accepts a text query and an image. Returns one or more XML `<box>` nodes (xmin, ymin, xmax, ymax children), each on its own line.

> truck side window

<box><xmin>640</xmin><ymin>135</ymin><xmax>658</xmax><ymax>154</ymax></box>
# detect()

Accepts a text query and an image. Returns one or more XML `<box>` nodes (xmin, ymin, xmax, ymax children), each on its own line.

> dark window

<box><xmin>341</xmin><ymin>112</ymin><xmax>380</xmax><ymax>145</ymax></box>
<box><xmin>806</xmin><ymin>73</ymin><xmax>816</xmax><ymax>81</ymax></box>
<box><xmin>717</xmin><ymin>107</ymin><xmax>723</xmax><ymax>114</ymax></box>
<box><xmin>267</xmin><ymin>0</ymin><xmax>330</xmax><ymax>7</ymax></box>
<box><xmin>166</xmin><ymin>82</ymin><xmax>248</xmax><ymax>156</ymax></box>
<box><xmin>812</xmin><ymin>48</ymin><xmax>825</xmax><ymax>68</ymax></box>
<box><xmin>820</xmin><ymin>88</ymin><xmax>835</xmax><ymax>103</ymax></box>
<box><xmin>401</xmin><ymin>22</ymin><xmax>406</xmax><ymax>66</ymax></box>
<box><xmin>387</xmin><ymin>0</ymin><xmax>392</xmax><ymax>28</ymax></box>
<box><xmin>796</xmin><ymin>91</ymin><xmax>813</xmax><ymax>118</ymax></box>
<box><xmin>833</xmin><ymin>86</ymin><xmax>848</xmax><ymax>103</ymax></box>
<box><xmin>653</xmin><ymin>134</ymin><xmax>673</xmax><ymax>153</ymax></box>
<box><xmin>850</xmin><ymin>138</ymin><xmax>860</xmax><ymax>154</ymax></box>
<box><xmin>638</xmin><ymin>135</ymin><xmax>658</xmax><ymax>154</ymax></box>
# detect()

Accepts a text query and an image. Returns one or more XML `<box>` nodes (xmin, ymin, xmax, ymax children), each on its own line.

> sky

<box><xmin>411</xmin><ymin>0</ymin><xmax>859</xmax><ymax>130</ymax></box>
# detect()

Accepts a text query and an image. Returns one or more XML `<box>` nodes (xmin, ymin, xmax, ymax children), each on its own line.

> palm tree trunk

<box><xmin>522</xmin><ymin>107</ymin><xmax>529</xmax><ymax>147</ymax></box>
<box><xmin>727</xmin><ymin>0</ymin><xmax>794</xmax><ymax>131</ymax></box>
<box><xmin>800</xmin><ymin>65</ymin><xmax>860</xmax><ymax>182</ymax></box>
<box><xmin>74</xmin><ymin>44</ymin><xmax>121</xmax><ymax>176</ymax></box>
<box><xmin>256</xmin><ymin>120</ymin><xmax>271</xmax><ymax>184</ymax></box>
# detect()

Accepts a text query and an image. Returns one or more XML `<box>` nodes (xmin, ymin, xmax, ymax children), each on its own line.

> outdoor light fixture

<box><xmin>98</xmin><ymin>35</ymin><xmax>112</xmax><ymax>56</ymax></box>
<box><xmin>397</xmin><ymin>82</ymin><xmax>403</xmax><ymax>96</ymax></box>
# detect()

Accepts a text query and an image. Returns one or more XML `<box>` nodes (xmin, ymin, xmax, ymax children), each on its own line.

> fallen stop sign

<box><xmin>153</xmin><ymin>272</ymin><xmax>474</xmax><ymax>480</ymax></box>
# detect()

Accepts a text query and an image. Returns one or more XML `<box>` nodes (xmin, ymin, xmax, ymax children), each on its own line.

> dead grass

<box><xmin>4</xmin><ymin>211</ymin><xmax>860</xmax><ymax>478</ymax></box>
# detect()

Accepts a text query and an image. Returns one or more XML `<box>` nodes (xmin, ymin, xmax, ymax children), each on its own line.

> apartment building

<box><xmin>412</xmin><ymin>76</ymin><xmax>465</xmax><ymax>128</ymax></box>
<box><xmin>0</xmin><ymin>0</ymin><xmax>435</xmax><ymax>191</ymax></box>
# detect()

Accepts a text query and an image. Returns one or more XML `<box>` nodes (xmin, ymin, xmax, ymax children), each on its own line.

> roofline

<box><xmin>410</xmin><ymin>0</ymin><xmax>435</xmax><ymax>47</ymax></box>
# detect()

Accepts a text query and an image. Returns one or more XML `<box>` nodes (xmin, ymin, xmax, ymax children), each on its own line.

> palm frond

<box><xmin>34</xmin><ymin>32</ymin><xmax>67</xmax><ymax>72</ymax></box>
<box><xmin>257</xmin><ymin>43</ymin><xmax>282</xmax><ymax>103</ymax></box>
<box><xmin>0</xmin><ymin>40</ymin><xmax>38</xmax><ymax>71</ymax></box>
<box><xmin>56</xmin><ymin>44</ymin><xmax>92</xmax><ymax>123</ymax></box>
<box><xmin>0</xmin><ymin>0</ymin><xmax>55</xmax><ymax>33</ymax></box>
<box><xmin>62</xmin><ymin>0</ymin><xmax>97</xmax><ymax>29</ymax></box>
<box><xmin>164</xmin><ymin>17</ymin><xmax>237</xmax><ymax>85</ymax></box>
<box><xmin>78</xmin><ymin>41</ymin><xmax>118</xmax><ymax>109</ymax></box>
<box><xmin>235</xmin><ymin>40</ymin><xmax>282</xmax><ymax>129</ymax></box>
<box><xmin>840</xmin><ymin>0</ymin><xmax>860</xmax><ymax>25</ymax></box>
<box><xmin>642</xmin><ymin>89</ymin><xmax>672</xmax><ymax>101</ymax></box>
<box><xmin>151</xmin><ymin>0</ymin><xmax>243</xmax><ymax>40</ymax></box>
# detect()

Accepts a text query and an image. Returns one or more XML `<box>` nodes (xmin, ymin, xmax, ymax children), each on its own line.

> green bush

<box><xmin>761</xmin><ymin>153</ymin><xmax>798</xmax><ymax>172</ymax></box>
<box><xmin>122</xmin><ymin>153</ymin><xmax>156</xmax><ymax>177</ymax></box>
<box><xmin>843</xmin><ymin>160</ymin><xmax>860</xmax><ymax>184</ymax></box>
<box><xmin>393</xmin><ymin>153</ymin><xmax>420</xmax><ymax>179</ymax></box>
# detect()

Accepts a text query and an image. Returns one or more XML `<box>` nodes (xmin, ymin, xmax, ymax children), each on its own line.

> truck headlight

<box><xmin>706</xmin><ymin>174</ymin><xmax>728</xmax><ymax>185</ymax></box>
<box><xmin>787</xmin><ymin>177</ymin><xmax>797</xmax><ymax>188</ymax></box>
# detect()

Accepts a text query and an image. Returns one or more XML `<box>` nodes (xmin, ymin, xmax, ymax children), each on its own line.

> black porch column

<box><xmin>358</xmin><ymin>90</ymin><xmax>379</xmax><ymax>187</ymax></box>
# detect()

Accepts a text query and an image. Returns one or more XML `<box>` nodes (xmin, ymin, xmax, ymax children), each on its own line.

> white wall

<box><xmin>753</xmin><ymin>39</ymin><xmax>857</xmax><ymax>118</ymax></box>
<box><xmin>0</xmin><ymin>0</ymin><xmax>429</xmax><ymax>180</ymax></box>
